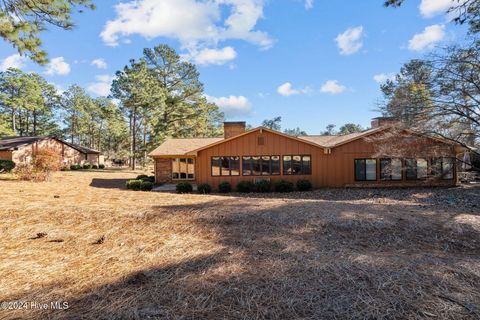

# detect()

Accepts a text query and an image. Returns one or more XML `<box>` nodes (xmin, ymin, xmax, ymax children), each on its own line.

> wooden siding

<box><xmin>153</xmin><ymin>128</ymin><xmax>457</xmax><ymax>188</ymax></box>
<box><xmin>0</xmin><ymin>151</ymin><xmax>12</xmax><ymax>161</ymax></box>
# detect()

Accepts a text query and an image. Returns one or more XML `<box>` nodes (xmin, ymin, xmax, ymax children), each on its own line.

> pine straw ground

<box><xmin>0</xmin><ymin>170</ymin><xmax>479</xmax><ymax>320</ymax></box>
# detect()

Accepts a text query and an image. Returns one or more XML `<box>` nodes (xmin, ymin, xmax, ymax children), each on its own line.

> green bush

<box><xmin>70</xmin><ymin>164</ymin><xmax>81</xmax><ymax>170</ymax></box>
<box><xmin>83</xmin><ymin>164</ymin><xmax>92</xmax><ymax>170</ymax></box>
<box><xmin>98</xmin><ymin>164</ymin><xmax>105</xmax><ymax>169</ymax></box>
<box><xmin>136</xmin><ymin>174</ymin><xmax>149</xmax><ymax>180</ymax></box>
<box><xmin>237</xmin><ymin>180</ymin><xmax>255</xmax><ymax>193</ymax></box>
<box><xmin>92</xmin><ymin>164</ymin><xmax>98</xmax><ymax>169</ymax></box>
<box><xmin>255</xmin><ymin>180</ymin><xmax>271</xmax><ymax>193</ymax></box>
<box><xmin>218</xmin><ymin>181</ymin><xmax>232</xmax><ymax>193</ymax></box>
<box><xmin>136</xmin><ymin>175</ymin><xmax>155</xmax><ymax>183</ymax></box>
<box><xmin>274</xmin><ymin>180</ymin><xmax>294</xmax><ymax>193</ymax></box>
<box><xmin>0</xmin><ymin>160</ymin><xmax>16</xmax><ymax>172</ymax></box>
<box><xmin>176</xmin><ymin>182</ymin><xmax>193</xmax><ymax>193</ymax></box>
<box><xmin>197</xmin><ymin>183</ymin><xmax>212</xmax><ymax>194</ymax></box>
<box><xmin>296</xmin><ymin>179</ymin><xmax>312</xmax><ymax>191</ymax></box>
<box><xmin>126</xmin><ymin>179</ymin><xmax>143</xmax><ymax>191</ymax></box>
<box><xmin>140</xmin><ymin>181</ymin><xmax>154</xmax><ymax>191</ymax></box>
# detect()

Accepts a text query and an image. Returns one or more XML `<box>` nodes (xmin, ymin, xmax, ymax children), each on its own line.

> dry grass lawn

<box><xmin>0</xmin><ymin>170</ymin><xmax>479</xmax><ymax>319</ymax></box>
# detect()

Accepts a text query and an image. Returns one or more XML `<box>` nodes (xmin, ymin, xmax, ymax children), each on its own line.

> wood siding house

<box><xmin>149</xmin><ymin>120</ymin><xmax>462</xmax><ymax>188</ymax></box>
<box><xmin>0</xmin><ymin>136</ymin><xmax>102</xmax><ymax>166</ymax></box>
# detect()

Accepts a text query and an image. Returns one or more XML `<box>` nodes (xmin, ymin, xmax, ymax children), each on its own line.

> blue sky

<box><xmin>0</xmin><ymin>0</ymin><xmax>469</xmax><ymax>134</ymax></box>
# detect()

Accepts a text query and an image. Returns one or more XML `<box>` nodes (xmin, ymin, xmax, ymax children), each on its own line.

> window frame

<box><xmin>172</xmin><ymin>157</ymin><xmax>195</xmax><ymax>181</ymax></box>
<box><xmin>379</xmin><ymin>158</ymin><xmax>403</xmax><ymax>181</ymax></box>
<box><xmin>242</xmin><ymin>155</ymin><xmax>281</xmax><ymax>176</ymax></box>
<box><xmin>431</xmin><ymin>157</ymin><xmax>454</xmax><ymax>180</ymax></box>
<box><xmin>354</xmin><ymin>158</ymin><xmax>377</xmax><ymax>181</ymax></box>
<box><xmin>211</xmin><ymin>156</ymin><xmax>240</xmax><ymax>177</ymax></box>
<box><xmin>405</xmin><ymin>158</ymin><xmax>428</xmax><ymax>180</ymax></box>
<box><xmin>282</xmin><ymin>155</ymin><xmax>312</xmax><ymax>175</ymax></box>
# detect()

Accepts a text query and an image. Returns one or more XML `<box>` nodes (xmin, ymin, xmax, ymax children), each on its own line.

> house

<box><xmin>149</xmin><ymin>119</ymin><xmax>463</xmax><ymax>188</ymax></box>
<box><xmin>0</xmin><ymin>136</ymin><xmax>103</xmax><ymax>166</ymax></box>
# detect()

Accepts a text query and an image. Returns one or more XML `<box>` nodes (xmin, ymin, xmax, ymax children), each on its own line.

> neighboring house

<box><xmin>149</xmin><ymin>119</ymin><xmax>463</xmax><ymax>188</ymax></box>
<box><xmin>0</xmin><ymin>136</ymin><xmax>102</xmax><ymax>166</ymax></box>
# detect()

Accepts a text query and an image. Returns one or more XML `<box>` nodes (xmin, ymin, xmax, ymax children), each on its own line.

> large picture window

<box><xmin>355</xmin><ymin>159</ymin><xmax>377</xmax><ymax>181</ymax></box>
<box><xmin>283</xmin><ymin>155</ymin><xmax>311</xmax><ymax>175</ymax></box>
<box><xmin>242</xmin><ymin>155</ymin><xmax>280</xmax><ymax>176</ymax></box>
<box><xmin>405</xmin><ymin>158</ymin><xmax>428</xmax><ymax>180</ymax></box>
<box><xmin>432</xmin><ymin>157</ymin><xmax>454</xmax><ymax>180</ymax></box>
<box><xmin>380</xmin><ymin>158</ymin><xmax>402</xmax><ymax>181</ymax></box>
<box><xmin>172</xmin><ymin>158</ymin><xmax>195</xmax><ymax>180</ymax></box>
<box><xmin>211</xmin><ymin>156</ymin><xmax>240</xmax><ymax>176</ymax></box>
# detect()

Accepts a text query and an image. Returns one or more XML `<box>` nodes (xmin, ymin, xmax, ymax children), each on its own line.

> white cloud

<box><xmin>320</xmin><ymin>80</ymin><xmax>346</xmax><ymax>94</ymax></box>
<box><xmin>0</xmin><ymin>54</ymin><xmax>28</xmax><ymax>71</ymax></box>
<box><xmin>205</xmin><ymin>94</ymin><xmax>252</xmax><ymax>117</ymax></box>
<box><xmin>189</xmin><ymin>46</ymin><xmax>237</xmax><ymax>65</ymax></box>
<box><xmin>373</xmin><ymin>73</ymin><xmax>395</xmax><ymax>83</ymax></box>
<box><xmin>335</xmin><ymin>26</ymin><xmax>364</xmax><ymax>55</ymax></box>
<box><xmin>408</xmin><ymin>24</ymin><xmax>445</xmax><ymax>52</ymax></box>
<box><xmin>305</xmin><ymin>0</ymin><xmax>313</xmax><ymax>9</ymax></box>
<box><xmin>45</xmin><ymin>57</ymin><xmax>70</xmax><ymax>76</ymax></box>
<box><xmin>100</xmin><ymin>0</ymin><xmax>273</xmax><ymax>58</ymax></box>
<box><xmin>91</xmin><ymin>58</ymin><xmax>108</xmax><ymax>69</ymax></box>
<box><xmin>419</xmin><ymin>0</ymin><xmax>465</xmax><ymax>18</ymax></box>
<box><xmin>277</xmin><ymin>82</ymin><xmax>311</xmax><ymax>97</ymax></box>
<box><xmin>87</xmin><ymin>74</ymin><xmax>115</xmax><ymax>97</ymax></box>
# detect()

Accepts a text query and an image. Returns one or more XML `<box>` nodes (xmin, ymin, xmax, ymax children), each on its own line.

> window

<box><xmin>211</xmin><ymin>156</ymin><xmax>240</xmax><ymax>176</ymax></box>
<box><xmin>405</xmin><ymin>158</ymin><xmax>428</xmax><ymax>180</ymax></box>
<box><xmin>432</xmin><ymin>157</ymin><xmax>454</xmax><ymax>180</ymax></box>
<box><xmin>242</xmin><ymin>155</ymin><xmax>280</xmax><ymax>176</ymax></box>
<box><xmin>380</xmin><ymin>158</ymin><xmax>402</xmax><ymax>181</ymax></box>
<box><xmin>354</xmin><ymin>159</ymin><xmax>377</xmax><ymax>181</ymax></box>
<box><xmin>172</xmin><ymin>158</ymin><xmax>195</xmax><ymax>180</ymax></box>
<box><xmin>283</xmin><ymin>155</ymin><xmax>312</xmax><ymax>175</ymax></box>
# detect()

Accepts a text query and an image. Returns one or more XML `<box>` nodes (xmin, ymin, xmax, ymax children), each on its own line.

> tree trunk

<box><xmin>132</xmin><ymin>109</ymin><xmax>137</xmax><ymax>170</ymax></box>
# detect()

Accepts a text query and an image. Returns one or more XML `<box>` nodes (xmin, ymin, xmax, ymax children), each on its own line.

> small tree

<box><xmin>15</xmin><ymin>148</ymin><xmax>62</xmax><ymax>181</ymax></box>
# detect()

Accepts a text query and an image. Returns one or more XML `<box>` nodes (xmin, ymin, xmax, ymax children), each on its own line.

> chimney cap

<box><xmin>224</xmin><ymin>121</ymin><xmax>246</xmax><ymax>125</ymax></box>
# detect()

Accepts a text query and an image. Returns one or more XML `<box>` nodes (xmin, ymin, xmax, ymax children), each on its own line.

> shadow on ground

<box><xmin>3</xmin><ymin>188</ymin><xmax>480</xmax><ymax>319</ymax></box>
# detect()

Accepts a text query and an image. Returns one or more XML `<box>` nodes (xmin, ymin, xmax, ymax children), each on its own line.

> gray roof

<box><xmin>0</xmin><ymin>136</ymin><xmax>100</xmax><ymax>154</ymax></box>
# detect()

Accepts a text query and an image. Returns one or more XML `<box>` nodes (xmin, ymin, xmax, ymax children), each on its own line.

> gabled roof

<box><xmin>0</xmin><ymin>136</ymin><xmax>100</xmax><ymax>154</ymax></box>
<box><xmin>149</xmin><ymin>137</ymin><xmax>223</xmax><ymax>156</ymax></box>
<box><xmin>299</xmin><ymin>127</ymin><xmax>386</xmax><ymax>148</ymax></box>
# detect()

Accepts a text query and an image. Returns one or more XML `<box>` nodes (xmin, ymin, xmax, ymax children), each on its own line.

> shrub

<box><xmin>0</xmin><ymin>160</ymin><xmax>15</xmax><ymax>172</ymax></box>
<box><xmin>255</xmin><ymin>179</ymin><xmax>272</xmax><ymax>193</ymax></box>
<box><xmin>16</xmin><ymin>148</ymin><xmax>62</xmax><ymax>181</ymax></box>
<box><xmin>92</xmin><ymin>164</ymin><xmax>98</xmax><ymax>169</ymax></box>
<box><xmin>274</xmin><ymin>180</ymin><xmax>294</xmax><ymax>193</ymax></box>
<box><xmin>237</xmin><ymin>180</ymin><xmax>255</xmax><ymax>193</ymax></box>
<box><xmin>218</xmin><ymin>181</ymin><xmax>232</xmax><ymax>193</ymax></box>
<box><xmin>136</xmin><ymin>174</ymin><xmax>149</xmax><ymax>180</ymax></box>
<box><xmin>98</xmin><ymin>164</ymin><xmax>105</xmax><ymax>169</ymax></box>
<box><xmin>176</xmin><ymin>182</ymin><xmax>193</xmax><ymax>193</ymax></box>
<box><xmin>83</xmin><ymin>164</ymin><xmax>92</xmax><ymax>169</ymax></box>
<box><xmin>197</xmin><ymin>183</ymin><xmax>212</xmax><ymax>194</ymax></box>
<box><xmin>70</xmin><ymin>164</ymin><xmax>81</xmax><ymax>170</ymax></box>
<box><xmin>136</xmin><ymin>175</ymin><xmax>155</xmax><ymax>183</ymax></box>
<box><xmin>296</xmin><ymin>179</ymin><xmax>313</xmax><ymax>191</ymax></box>
<box><xmin>126</xmin><ymin>179</ymin><xmax>143</xmax><ymax>191</ymax></box>
<box><xmin>140</xmin><ymin>181</ymin><xmax>154</xmax><ymax>191</ymax></box>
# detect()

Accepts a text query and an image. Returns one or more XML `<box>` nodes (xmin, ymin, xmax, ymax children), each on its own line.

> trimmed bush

<box><xmin>0</xmin><ymin>160</ymin><xmax>15</xmax><ymax>172</ymax></box>
<box><xmin>140</xmin><ymin>181</ymin><xmax>154</xmax><ymax>191</ymax></box>
<box><xmin>274</xmin><ymin>180</ymin><xmax>294</xmax><ymax>193</ymax></box>
<box><xmin>176</xmin><ymin>182</ymin><xmax>193</xmax><ymax>193</ymax></box>
<box><xmin>296</xmin><ymin>179</ymin><xmax>312</xmax><ymax>191</ymax></box>
<box><xmin>136</xmin><ymin>175</ymin><xmax>155</xmax><ymax>183</ymax></box>
<box><xmin>83</xmin><ymin>164</ymin><xmax>92</xmax><ymax>170</ymax></box>
<box><xmin>237</xmin><ymin>180</ymin><xmax>255</xmax><ymax>193</ymax></box>
<box><xmin>136</xmin><ymin>174</ymin><xmax>149</xmax><ymax>180</ymax></box>
<box><xmin>218</xmin><ymin>181</ymin><xmax>232</xmax><ymax>193</ymax></box>
<box><xmin>92</xmin><ymin>164</ymin><xmax>98</xmax><ymax>169</ymax></box>
<box><xmin>70</xmin><ymin>164</ymin><xmax>81</xmax><ymax>170</ymax></box>
<box><xmin>126</xmin><ymin>179</ymin><xmax>143</xmax><ymax>191</ymax></box>
<box><xmin>98</xmin><ymin>164</ymin><xmax>105</xmax><ymax>169</ymax></box>
<box><xmin>197</xmin><ymin>183</ymin><xmax>212</xmax><ymax>194</ymax></box>
<box><xmin>255</xmin><ymin>180</ymin><xmax>271</xmax><ymax>193</ymax></box>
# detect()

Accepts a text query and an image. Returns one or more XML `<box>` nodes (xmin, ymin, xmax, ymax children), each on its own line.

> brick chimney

<box><xmin>371</xmin><ymin>117</ymin><xmax>400</xmax><ymax>128</ymax></box>
<box><xmin>224</xmin><ymin>121</ymin><xmax>246</xmax><ymax>139</ymax></box>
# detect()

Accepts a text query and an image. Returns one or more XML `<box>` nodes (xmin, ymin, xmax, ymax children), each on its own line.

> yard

<box><xmin>0</xmin><ymin>170</ymin><xmax>479</xmax><ymax>320</ymax></box>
